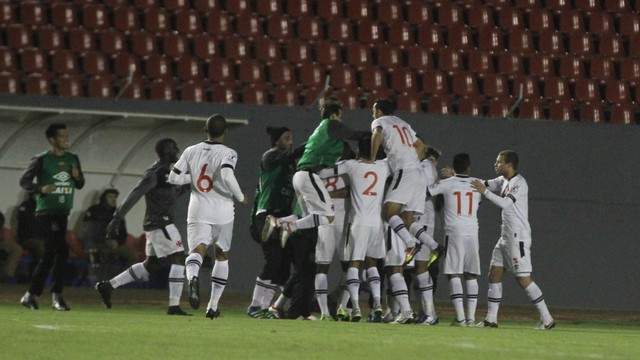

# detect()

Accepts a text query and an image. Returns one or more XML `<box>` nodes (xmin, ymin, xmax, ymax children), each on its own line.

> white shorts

<box><xmin>489</xmin><ymin>236</ymin><xmax>532</xmax><ymax>276</ymax></box>
<box><xmin>345</xmin><ymin>223</ymin><xmax>385</xmax><ymax>261</ymax></box>
<box><xmin>443</xmin><ymin>233</ymin><xmax>481</xmax><ymax>275</ymax></box>
<box><xmin>414</xmin><ymin>223</ymin><xmax>435</xmax><ymax>262</ymax></box>
<box><xmin>145</xmin><ymin>224</ymin><xmax>184</xmax><ymax>258</ymax></box>
<box><xmin>384</xmin><ymin>225</ymin><xmax>406</xmax><ymax>267</ymax></box>
<box><xmin>316</xmin><ymin>224</ymin><xmax>342</xmax><ymax>264</ymax></box>
<box><xmin>187</xmin><ymin>221</ymin><xmax>234</xmax><ymax>253</ymax></box>
<box><xmin>293</xmin><ymin>170</ymin><xmax>335</xmax><ymax>217</ymax></box>
<box><xmin>384</xmin><ymin>167</ymin><xmax>427</xmax><ymax>214</ymax></box>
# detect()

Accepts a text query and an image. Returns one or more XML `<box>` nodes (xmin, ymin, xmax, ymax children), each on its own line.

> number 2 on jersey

<box><xmin>453</xmin><ymin>191</ymin><xmax>473</xmax><ymax>215</ymax></box>
<box><xmin>197</xmin><ymin>164</ymin><xmax>213</xmax><ymax>192</ymax></box>
<box><xmin>362</xmin><ymin>171</ymin><xmax>378</xmax><ymax>196</ymax></box>
<box><xmin>392</xmin><ymin>124</ymin><xmax>413</xmax><ymax>147</ymax></box>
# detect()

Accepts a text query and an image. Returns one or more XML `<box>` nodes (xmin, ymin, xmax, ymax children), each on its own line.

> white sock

<box><xmin>486</xmin><ymin>282</ymin><xmax>502</xmax><ymax>323</ymax></box>
<box><xmin>366</xmin><ymin>267</ymin><xmax>381</xmax><ymax>308</ymax></box>
<box><xmin>389</xmin><ymin>273</ymin><xmax>411</xmax><ymax>312</ymax></box>
<box><xmin>388</xmin><ymin>216</ymin><xmax>416</xmax><ymax>247</ymax></box>
<box><xmin>466</xmin><ymin>279</ymin><xmax>478</xmax><ymax>322</ymax></box>
<box><xmin>261</xmin><ymin>283</ymin><xmax>277</xmax><ymax>309</ymax></box>
<box><xmin>346</xmin><ymin>267</ymin><xmax>360</xmax><ymax>311</ymax></box>
<box><xmin>525</xmin><ymin>282</ymin><xmax>553</xmax><ymax>324</ymax></box>
<box><xmin>207</xmin><ymin>260</ymin><xmax>228</xmax><ymax>311</ymax></box>
<box><xmin>185</xmin><ymin>253</ymin><xmax>203</xmax><ymax>281</ymax></box>
<box><xmin>250</xmin><ymin>277</ymin><xmax>271</xmax><ymax>308</ymax></box>
<box><xmin>416</xmin><ymin>271</ymin><xmax>435</xmax><ymax>317</ymax></box>
<box><xmin>449</xmin><ymin>277</ymin><xmax>466</xmax><ymax>322</ymax></box>
<box><xmin>409</xmin><ymin>223</ymin><xmax>439</xmax><ymax>250</ymax></box>
<box><xmin>168</xmin><ymin>264</ymin><xmax>185</xmax><ymax>306</ymax></box>
<box><xmin>111</xmin><ymin>262</ymin><xmax>149</xmax><ymax>288</ymax></box>
<box><xmin>274</xmin><ymin>293</ymin><xmax>289</xmax><ymax>310</ymax></box>
<box><xmin>314</xmin><ymin>273</ymin><xmax>330</xmax><ymax>316</ymax></box>
<box><xmin>278</xmin><ymin>214</ymin><xmax>298</xmax><ymax>223</ymax></box>
<box><xmin>295</xmin><ymin>214</ymin><xmax>329</xmax><ymax>230</ymax></box>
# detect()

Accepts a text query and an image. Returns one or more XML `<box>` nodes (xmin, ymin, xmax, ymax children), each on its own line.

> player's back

<box><xmin>345</xmin><ymin>159</ymin><xmax>388</xmax><ymax>226</ymax></box>
<box><xmin>371</xmin><ymin>115</ymin><xmax>420</xmax><ymax>172</ymax></box>
<box><xmin>432</xmin><ymin>175</ymin><xmax>481</xmax><ymax>234</ymax></box>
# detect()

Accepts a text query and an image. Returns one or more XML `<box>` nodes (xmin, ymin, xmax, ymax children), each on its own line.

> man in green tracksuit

<box><xmin>19</xmin><ymin>123</ymin><xmax>85</xmax><ymax>311</ymax></box>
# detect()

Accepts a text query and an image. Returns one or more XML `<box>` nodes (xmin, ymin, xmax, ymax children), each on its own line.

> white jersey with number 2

<box><xmin>371</xmin><ymin>115</ymin><xmax>420</xmax><ymax>173</ymax></box>
<box><xmin>172</xmin><ymin>140</ymin><xmax>238</xmax><ymax>224</ymax></box>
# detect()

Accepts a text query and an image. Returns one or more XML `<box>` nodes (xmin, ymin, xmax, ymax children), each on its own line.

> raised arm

<box><xmin>370</xmin><ymin>127</ymin><xmax>382</xmax><ymax>162</ymax></box>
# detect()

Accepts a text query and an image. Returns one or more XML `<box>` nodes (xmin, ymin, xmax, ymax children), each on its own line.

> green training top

<box><xmin>296</xmin><ymin>119</ymin><xmax>344</xmax><ymax>171</ymax></box>
<box><xmin>35</xmin><ymin>151</ymin><xmax>82</xmax><ymax>213</ymax></box>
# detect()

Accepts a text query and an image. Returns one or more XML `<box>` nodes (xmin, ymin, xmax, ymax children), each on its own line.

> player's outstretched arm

<box><xmin>471</xmin><ymin>179</ymin><xmax>514</xmax><ymax>209</ymax></box>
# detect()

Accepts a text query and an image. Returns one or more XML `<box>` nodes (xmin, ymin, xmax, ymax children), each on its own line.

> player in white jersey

<box><xmin>471</xmin><ymin>150</ymin><xmax>555</xmax><ymax>330</ymax></box>
<box><xmin>168</xmin><ymin>114</ymin><xmax>248</xmax><ymax>320</ymax></box>
<box><xmin>319</xmin><ymin>135</ymin><xmax>388</xmax><ymax>322</ymax></box>
<box><xmin>412</xmin><ymin>145</ymin><xmax>441</xmax><ymax>325</ymax></box>
<box><xmin>428</xmin><ymin>153</ymin><xmax>482</xmax><ymax>326</ymax></box>
<box><xmin>369</xmin><ymin>99</ymin><xmax>442</xmax><ymax>265</ymax></box>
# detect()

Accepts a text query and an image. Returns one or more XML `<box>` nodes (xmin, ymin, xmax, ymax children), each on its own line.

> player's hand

<box><xmin>440</xmin><ymin>167</ymin><xmax>454</xmax><ymax>178</ymax></box>
<box><xmin>40</xmin><ymin>184</ymin><xmax>56</xmax><ymax>194</ymax></box>
<box><xmin>71</xmin><ymin>165</ymin><xmax>80</xmax><ymax>180</ymax></box>
<box><xmin>471</xmin><ymin>179</ymin><xmax>486</xmax><ymax>194</ymax></box>
<box><xmin>106</xmin><ymin>219</ymin><xmax>120</xmax><ymax>238</ymax></box>
<box><xmin>240</xmin><ymin>194</ymin><xmax>249</xmax><ymax>206</ymax></box>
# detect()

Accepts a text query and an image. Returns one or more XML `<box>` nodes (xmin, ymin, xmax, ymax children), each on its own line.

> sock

<box><xmin>52</xmin><ymin>292</ymin><xmax>61</xmax><ymax>301</ymax></box>
<box><xmin>449</xmin><ymin>277</ymin><xmax>465</xmax><ymax>322</ymax></box>
<box><xmin>168</xmin><ymin>264</ymin><xmax>185</xmax><ymax>306</ymax></box>
<box><xmin>278</xmin><ymin>214</ymin><xmax>298</xmax><ymax>223</ymax></box>
<box><xmin>388</xmin><ymin>216</ymin><xmax>416</xmax><ymax>247</ymax></box>
<box><xmin>409</xmin><ymin>223</ymin><xmax>439</xmax><ymax>250</ymax></box>
<box><xmin>525</xmin><ymin>282</ymin><xmax>553</xmax><ymax>324</ymax></box>
<box><xmin>274</xmin><ymin>293</ymin><xmax>289</xmax><ymax>310</ymax></box>
<box><xmin>250</xmin><ymin>277</ymin><xmax>271</xmax><ymax>307</ymax></box>
<box><xmin>314</xmin><ymin>273</ymin><xmax>330</xmax><ymax>316</ymax></box>
<box><xmin>466</xmin><ymin>279</ymin><xmax>478</xmax><ymax>322</ymax></box>
<box><xmin>207</xmin><ymin>260</ymin><xmax>228</xmax><ymax>311</ymax></box>
<box><xmin>416</xmin><ymin>271</ymin><xmax>435</xmax><ymax>317</ymax></box>
<box><xmin>389</xmin><ymin>273</ymin><xmax>411</xmax><ymax>312</ymax></box>
<box><xmin>366</xmin><ymin>267</ymin><xmax>381</xmax><ymax>308</ymax></box>
<box><xmin>486</xmin><ymin>282</ymin><xmax>502</xmax><ymax>323</ymax></box>
<box><xmin>261</xmin><ymin>282</ymin><xmax>277</xmax><ymax>309</ymax></box>
<box><xmin>346</xmin><ymin>267</ymin><xmax>360</xmax><ymax>311</ymax></box>
<box><xmin>295</xmin><ymin>214</ymin><xmax>329</xmax><ymax>230</ymax></box>
<box><xmin>110</xmin><ymin>262</ymin><xmax>150</xmax><ymax>288</ymax></box>
<box><xmin>185</xmin><ymin>253</ymin><xmax>203</xmax><ymax>281</ymax></box>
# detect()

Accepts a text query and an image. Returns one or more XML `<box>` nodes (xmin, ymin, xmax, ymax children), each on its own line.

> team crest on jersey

<box><xmin>53</xmin><ymin>171</ymin><xmax>70</xmax><ymax>182</ymax></box>
<box><xmin>510</xmin><ymin>186</ymin><xmax>519</xmax><ymax>194</ymax></box>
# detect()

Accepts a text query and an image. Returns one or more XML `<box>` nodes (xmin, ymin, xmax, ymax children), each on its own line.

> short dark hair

<box><xmin>155</xmin><ymin>138</ymin><xmax>177</xmax><ymax>156</ymax></box>
<box><xmin>206</xmin><ymin>114</ymin><xmax>227</xmax><ymax>137</ymax></box>
<box><xmin>320</xmin><ymin>101</ymin><xmax>342</xmax><ymax>119</ymax></box>
<box><xmin>357</xmin><ymin>133</ymin><xmax>372</xmax><ymax>159</ymax></box>
<box><xmin>453</xmin><ymin>153</ymin><xmax>471</xmax><ymax>173</ymax></box>
<box><xmin>374</xmin><ymin>99</ymin><xmax>395</xmax><ymax>115</ymax></box>
<box><xmin>45</xmin><ymin>123</ymin><xmax>66</xmax><ymax>139</ymax></box>
<box><xmin>499</xmin><ymin>150</ymin><xmax>519</xmax><ymax>170</ymax></box>
<box><xmin>425</xmin><ymin>147</ymin><xmax>441</xmax><ymax>160</ymax></box>
<box><xmin>99</xmin><ymin>188</ymin><xmax>119</xmax><ymax>203</ymax></box>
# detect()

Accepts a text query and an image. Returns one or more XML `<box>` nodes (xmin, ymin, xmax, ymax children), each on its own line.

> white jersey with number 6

<box><xmin>172</xmin><ymin>140</ymin><xmax>238</xmax><ymax>224</ymax></box>
<box><xmin>371</xmin><ymin>115</ymin><xmax>420</xmax><ymax>173</ymax></box>
<box><xmin>428</xmin><ymin>175</ymin><xmax>481</xmax><ymax>235</ymax></box>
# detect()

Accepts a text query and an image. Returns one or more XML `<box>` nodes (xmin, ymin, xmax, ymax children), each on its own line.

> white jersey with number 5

<box><xmin>428</xmin><ymin>175</ymin><xmax>481</xmax><ymax>235</ymax></box>
<box><xmin>371</xmin><ymin>115</ymin><xmax>420</xmax><ymax>173</ymax></box>
<box><xmin>172</xmin><ymin>140</ymin><xmax>238</xmax><ymax>224</ymax></box>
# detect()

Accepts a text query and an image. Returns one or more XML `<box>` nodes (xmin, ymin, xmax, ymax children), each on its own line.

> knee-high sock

<box><xmin>295</xmin><ymin>214</ymin><xmax>329</xmax><ymax>230</ymax></box>
<box><xmin>388</xmin><ymin>216</ymin><xmax>416</xmax><ymax>247</ymax></box>
<box><xmin>110</xmin><ymin>262</ymin><xmax>149</xmax><ymax>288</ymax></box>
<box><xmin>409</xmin><ymin>223</ymin><xmax>439</xmax><ymax>250</ymax></box>
<box><xmin>465</xmin><ymin>279</ymin><xmax>478</xmax><ymax>322</ymax></box>
<box><xmin>389</xmin><ymin>273</ymin><xmax>411</xmax><ymax>312</ymax></box>
<box><xmin>449</xmin><ymin>277</ymin><xmax>466</xmax><ymax>322</ymax></box>
<box><xmin>273</xmin><ymin>292</ymin><xmax>289</xmax><ymax>310</ymax></box>
<box><xmin>185</xmin><ymin>253</ymin><xmax>203</xmax><ymax>281</ymax></box>
<box><xmin>366</xmin><ymin>267</ymin><xmax>381</xmax><ymax>308</ymax></box>
<box><xmin>416</xmin><ymin>271</ymin><xmax>435</xmax><ymax>317</ymax></box>
<box><xmin>346</xmin><ymin>267</ymin><xmax>360</xmax><ymax>311</ymax></box>
<box><xmin>261</xmin><ymin>282</ymin><xmax>277</xmax><ymax>309</ymax></box>
<box><xmin>314</xmin><ymin>273</ymin><xmax>330</xmax><ymax>316</ymax></box>
<box><xmin>168</xmin><ymin>264</ymin><xmax>185</xmax><ymax>306</ymax></box>
<box><xmin>486</xmin><ymin>282</ymin><xmax>502</xmax><ymax>323</ymax></box>
<box><xmin>250</xmin><ymin>277</ymin><xmax>271</xmax><ymax>307</ymax></box>
<box><xmin>207</xmin><ymin>260</ymin><xmax>228</xmax><ymax>311</ymax></box>
<box><xmin>338</xmin><ymin>272</ymin><xmax>350</xmax><ymax>309</ymax></box>
<box><xmin>525</xmin><ymin>282</ymin><xmax>553</xmax><ymax>324</ymax></box>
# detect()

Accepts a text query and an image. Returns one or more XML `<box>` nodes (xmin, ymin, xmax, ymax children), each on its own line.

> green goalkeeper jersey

<box><xmin>255</xmin><ymin>149</ymin><xmax>295</xmax><ymax>212</ymax></box>
<box><xmin>296</xmin><ymin>119</ymin><xmax>344</xmax><ymax>171</ymax></box>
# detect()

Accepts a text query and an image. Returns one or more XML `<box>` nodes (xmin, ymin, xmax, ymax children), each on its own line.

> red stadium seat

<box><xmin>268</xmin><ymin>61</ymin><xmax>295</xmax><ymax>86</ymax></box>
<box><xmin>133</xmin><ymin>0</ymin><xmax>156</xmax><ymax>9</ymax></box>
<box><xmin>426</xmin><ymin>95</ymin><xmax>453</xmax><ymax>115</ymax></box>
<box><xmin>193</xmin><ymin>34</ymin><xmax>218</xmax><ymax>60</ymax></box>
<box><xmin>546</xmin><ymin>0</ymin><xmax>572</xmax><ymax>12</ymax></box>
<box><xmin>396</xmin><ymin>93</ymin><xmax>424</xmax><ymax>113</ymax></box>
<box><xmin>387</xmin><ymin>21</ymin><xmax>415</xmax><ymax>49</ymax></box>
<box><xmin>180</xmin><ymin>80</ymin><xmax>209</xmax><ymax>102</ymax></box>
<box><xmin>437</xmin><ymin>47</ymin><xmax>463</xmax><ymax>75</ymax></box>
<box><xmin>0</xmin><ymin>72</ymin><xmax>20</xmax><ymax>94</ymax></box>
<box><xmin>468</xmin><ymin>50</ymin><xmax>495</xmax><ymax>76</ymax></box>
<box><xmin>254</xmin><ymin>38</ymin><xmax>279</xmax><ymax>66</ymax></box>
<box><xmin>51</xmin><ymin>2</ymin><xmax>78</xmax><ymax>30</ymax></box>
<box><xmin>51</xmin><ymin>50</ymin><xmax>80</xmax><ymax>75</ymax></box>
<box><xmin>176</xmin><ymin>56</ymin><xmax>203</xmax><ymax>81</ymax></box>
<box><xmin>620</xmin><ymin>58</ymin><xmax>640</xmax><ymax>86</ymax></box>
<box><xmin>406</xmin><ymin>46</ymin><xmax>434</xmax><ymax>74</ymax></box>
<box><xmin>238</xmin><ymin>60</ymin><xmax>266</xmax><ymax>84</ymax></box>
<box><xmin>487</xmin><ymin>98</ymin><xmax>512</xmax><ymax>118</ymax></box>
<box><xmin>194</xmin><ymin>0</ymin><xmax>222</xmax><ymax>13</ymax></box>
<box><xmin>82</xmin><ymin>4</ymin><xmax>109</xmax><ymax>31</ymax></box>
<box><xmin>458</xmin><ymin>96</ymin><xmax>484</xmax><ymax>117</ymax></box>
<box><xmin>174</xmin><ymin>9</ymin><xmax>203</xmax><ymax>36</ymax></box>
<box><xmin>20</xmin><ymin>1</ymin><xmax>46</xmax><ymax>29</ymax></box>
<box><xmin>225</xmin><ymin>0</ymin><xmax>251</xmax><ymax>15</ymax></box>
<box><xmin>598</xmin><ymin>33</ymin><xmax>625</xmax><ymax>60</ymax></box>
<box><xmin>297</xmin><ymin>16</ymin><xmax>323</xmax><ymax>44</ymax></box>
<box><xmin>163</xmin><ymin>0</ymin><xmax>189</xmax><ymax>12</ymax></box>
<box><xmin>267</xmin><ymin>14</ymin><xmax>293</xmax><ymax>44</ymax></box>
<box><xmin>205</xmin><ymin>11</ymin><xmax>233</xmax><ymax>40</ymax></box>
<box><xmin>235</xmin><ymin>12</ymin><xmax>263</xmax><ymax>41</ymax></box>
<box><xmin>517</xmin><ymin>100</ymin><xmax>545</xmax><ymax>120</ymax></box>
<box><xmin>287</xmin><ymin>0</ymin><xmax>312</xmax><ymax>17</ymax></box>
<box><xmin>468</xmin><ymin>5</ymin><xmax>494</xmax><ymax>28</ymax></box>
<box><xmin>437</xmin><ymin>2</ymin><xmax>464</xmax><ymax>27</ymax></box>
<box><xmin>0</xmin><ymin>2</ymin><xmax>14</xmax><ymax>24</ymax></box>
<box><xmin>376</xmin><ymin>45</ymin><xmax>401</xmax><ymax>69</ymax></box>
<box><xmin>286</xmin><ymin>39</ymin><xmax>311</xmax><ymax>64</ymax></box>
<box><xmin>528</xmin><ymin>8</ymin><xmax>554</xmax><ymax>34</ymax></box>
<box><xmin>497</xmin><ymin>52</ymin><xmax>525</xmax><ymax>78</ymax></box>
<box><xmin>327</xmin><ymin>18</ymin><xmax>353</xmax><ymax>45</ymax></box>
<box><xmin>485</xmin><ymin>0</ymin><xmax>513</xmax><ymax>9</ymax></box>
<box><xmin>56</xmin><ymin>74</ymin><xmax>85</xmax><ymax>97</ymax></box>
<box><xmin>578</xmin><ymin>103</ymin><xmax>605</xmax><ymax>123</ymax></box>
<box><xmin>417</xmin><ymin>23</ymin><xmax>444</xmax><ymax>51</ymax></box>
<box><xmin>162</xmin><ymin>33</ymin><xmax>189</xmax><ymax>60</ymax></box>
<box><xmin>589</xmin><ymin>57</ymin><xmax>616</xmax><ymax>84</ymax></box>
<box><xmin>113</xmin><ymin>53</ymin><xmax>140</xmax><ymax>78</ymax></box>
<box><xmin>406</xmin><ymin>1</ymin><xmax>432</xmax><ymax>24</ymax></box>
<box><xmin>537</xmin><ymin>30</ymin><xmax>566</xmax><ymax>57</ymax></box>
<box><xmin>131</xmin><ymin>31</ymin><xmax>158</xmax><ymax>56</ymax></box>
<box><xmin>477</xmin><ymin>26</ymin><xmax>505</xmax><ymax>54</ymax></box>
<box><xmin>25</xmin><ymin>73</ymin><xmax>51</xmax><ymax>95</ymax></box>
<box><xmin>330</xmin><ymin>64</ymin><xmax>357</xmax><ymax>90</ymax></box>
<box><xmin>335</xmin><ymin>89</ymin><xmax>363</xmax><ymax>110</ymax></box>
<box><xmin>87</xmin><ymin>76</ymin><xmax>114</xmax><ymax>98</ymax></box>
<box><xmin>618</xmin><ymin>13</ymin><xmax>640</xmax><ymax>38</ymax></box>
<box><xmin>558</xmin><ymin>55</ymin><xmax>586</xmax><ymax>80</ymax></box>
<box><xmin>357</xmin><ymin>19</ymin><xmax>384</xmax><ymax>48</ymax></box>
<box><xmin>20</xmin><ymin>48</ymin><xmax>47</xmax><ymax>74</ymax></box>
<box><xmin>498</xmin><ymin>7</ymin><xmax>525</xmax><ymax>30</ymax></box>
<box><xmin>588</xmin><ymin>11</ymin><xmax>615</xmax><ymax>34</ymax></box>
<box><xmin>6</xmin><ymin>24</ymin><xmax>34</xmax><ymax>49</ymax></box>
<box><xmin>390</xmin><ymin>69</ymin><xmax>418</xmax><ymax>93</ymax></box>
<box><xmin>609</xmin><ymin>104</ymin><xmax>637</xmax><ymax>124</ymax></box>
<box><xmin>543</xmin><ymin>77</ymin><xmax>571</xmax><ymax>101</ymax></box>
<box><xmin>100</xmin><ymin>30</ymin><xmax>127</xmax><ymax>56</ymax></box>
<box><xmin>604</xmin><ymin>0</ymin><xmax>630</xmax><ymax>13</ymax></box>
<box><xmin>377</xmin><ymin>1</ymin><xmax>402</xmax><ymax>24</ymax></box>
<box><xmin>605</xmin><ymin>80</ymin><xmax>632</xmax><ymax>104</ymax></box>
<box><xmin>558</xmin><ymin>10</ymin><xmax>586</xmax><ymax>35</ymax></box>
<box><xmin>452</xmin><ymin>72</ymin><xmax>479</xmax><ymax>97</ymax></box>
<box><xmin>422</xmin><ymin>70</ymin><xmax>450</xmax><ymax>96</ymax></box>
<box><xmin>69</xmin><ymin>27</ymin><xmax>95</xmax><ymax>53</ymax></box>
<box><xmin>359</xmin><ymin>66</ymin><xmax>388</xmax><ymax>93</ymax></box>
<box><xmin>224</xmin><ymin>36</ymin><xmax>250</xmax><ymax>63</ymax></box>
<box><xmin>0</xmin><ymin>47</ymin><xmax>16</xmax><ymax>72</ymax></box>
<box><xmin>483</xmin><ymin>73</ymin><xmax>509</xmax><ymax>98</ymax></box>
<box><xmin>512</xmin><ymin>75</ymin><xmax>542</xmax><ymax>100</ymax></box>
<box><xmin>143</xmin><ymin>54</ymin><xmax>171</xmax><ymax>79</ymax></box>
<box><xmin>316</xmin><ymin>40</ymin><xmax>341</xmax><ymax>66</ymax></box>
<box><xmin>143</xmin><ymin>8</ymin><xmax>170</xmax><ymax>35</ymax></box>
<box><xmin>298</xmin><ymin>63</ymin><xmax>325</xmax><ymax>88</ymax></box>
<box><xmin>629</xmin><ymin>35</ymin><xmax>640</xmax><ymax>58</ymax></box>
<box><xmin>568</xmin><ymin>32</ymin><xmax>595</xmax><ymax>59</ymax></box>
<box><xmin>113</xmin><ymin>6</ymin><xmax>139</xmax><ymax>34</ymax></box>
<box><xmin>446</xmin><ymin>24</ymin><xmax>473</xmax><ymax>51</ymax></box>
<box><xmin>574</xmin><ymin>78</ymin><xmax>602</xmax><ymax>104</ymax></box>
<box><xmin>207</xmin><ymin>56</ymin><xmax>234</xmax><ymax>84</ymax></box>
<box><xmin>346</xmin><ymin>43</ymin><xmax>372</xmax><ymax>69</ymax></box>
<box><xmin>507</xmin><ymin>28</ymin><xmax>535</xmax><ymax>55</ymax></box>
<box><xmin>273</xmin><ymin>85</ymin><xmax>299</xmax><ymax>106</ymax></box>
<box><xmin>317</xmin><ymin>0</ymin><xmax>342</xmax><ymax>20</ymax></box>
<box><xmin>37</xmin><ymin>26</ymin><xmax>64</xmax><ymax>52</ymax></box>
<box><xmin>549</xmin><ymin>101</ymin><xmax>575</xmax><ymax>121</ymax></box>
<box><xmin>149</xmin><ymin>78</ymin><xmax>176</xmax><ymax>100</ymax></box>
<box><xmin>347</xmin><ymin>0</ymin><xmax>371</xmax><ymax>21</ymax></box>
<box><xmin>574</xmin><ymin>0</ymin><xmax>601</xmax><ymax>12</ymax></box>
<box><xmin>257</xmin><ymin>0</ymin><xmax>282</xmax><ymax>17</ymax></box>
<box><xmin>242</xmin><ymin>85</ymin><xmax>269</xmax><ymax>105</ymax></box>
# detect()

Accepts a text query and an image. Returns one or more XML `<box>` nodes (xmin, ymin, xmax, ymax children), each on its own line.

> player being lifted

<box><xmin>168</xmin><ymin>114</ymin><xmax>248</xmax><ymax>320</ymax></box>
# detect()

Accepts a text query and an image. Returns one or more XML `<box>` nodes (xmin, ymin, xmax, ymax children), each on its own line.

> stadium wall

<box><xmin>0</xmin><ymin>94</ymin><xmax>638</xmax><ymax>311</ymax></box>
